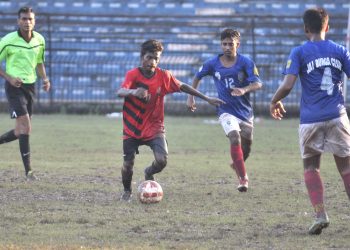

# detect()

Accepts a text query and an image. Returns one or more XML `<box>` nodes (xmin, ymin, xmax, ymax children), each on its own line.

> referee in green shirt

<box><xmin>0</xmin><ymin>7</ymin><xmax>51</xmax><ymax>180</ymax></box>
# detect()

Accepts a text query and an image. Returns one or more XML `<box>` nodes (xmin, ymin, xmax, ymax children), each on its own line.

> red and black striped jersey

<box><xmin>120</xmin><ymin>67</ymin><xmax>181</xmax><ymax>140</ymax></box>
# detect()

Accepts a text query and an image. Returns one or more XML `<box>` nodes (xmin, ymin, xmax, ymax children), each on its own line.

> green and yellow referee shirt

<box><xmin>0</xmin><ymin>30</ymin><xmax>45</xmax><ymax>84</ymax></box>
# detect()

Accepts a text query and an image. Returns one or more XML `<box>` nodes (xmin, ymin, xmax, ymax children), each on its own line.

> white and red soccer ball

<box><xmin>137</xmin><ymin>180</ymin><xmax>163</xmax><ymax>203</ymax></box>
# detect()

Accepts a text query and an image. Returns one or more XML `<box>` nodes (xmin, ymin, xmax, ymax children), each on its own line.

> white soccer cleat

<box><xmin>308</xmin><ymin>214</ymin><xmax>330</xmax><ymax>235</ymax></box>
<box><xmin>237</xmin><ymin>175</ymin><xmax>249</xmax><ymax>192</ymax></box>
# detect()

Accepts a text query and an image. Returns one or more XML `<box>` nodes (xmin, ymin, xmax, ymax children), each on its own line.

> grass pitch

<box><xmin>0</xmin><ymin>114</ymin><xmax>349</xmax><ymax>249</ymax></box>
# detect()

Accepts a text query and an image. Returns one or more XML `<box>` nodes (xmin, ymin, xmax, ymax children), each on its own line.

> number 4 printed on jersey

<box><xmin>320</xmin><ymin>67</ymin><xmax>333</xmax><ymax>95</ymax></box>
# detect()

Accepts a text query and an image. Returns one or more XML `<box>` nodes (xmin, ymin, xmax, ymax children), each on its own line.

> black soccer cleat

<box><xmin>120</xmin><ymin>190</ymin><xmax>132</xmax><ymax>202</ymax></box>
<box><xmin>26</xmin><ymin>170</ymin><xmax>39</xmax><ymax>181</ymax></box>
<box><xmin>144</xmin><ymin>169</ymin><xmax>154</xmax><ymax>181</ymax></box>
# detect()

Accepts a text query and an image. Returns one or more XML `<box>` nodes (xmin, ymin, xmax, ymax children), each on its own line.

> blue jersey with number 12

<box><xmin>195</xmin><ymin>53</ymin><xmax>261</xmax><ymax>122</ymax></box>
<box><xmin>284</xmin><ymin>40</ymin><xmax>350</xmax><ymax>124</ymax></box>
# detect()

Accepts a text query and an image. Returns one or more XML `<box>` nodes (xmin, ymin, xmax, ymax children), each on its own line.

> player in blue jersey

<box><xmin>270</xmin><ymin>7</ymin><xmax>350</xmax><ymax>235</ymax></box>
<box><xmin>187</xmin><ymin>28</ymin><xmax>262</xmax><ymax>192</ymax></box>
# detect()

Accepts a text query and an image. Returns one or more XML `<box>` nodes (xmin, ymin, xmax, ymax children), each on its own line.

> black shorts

<box><xmin>5</xmin><ymin>81</ymin><xmax>35</xmax><ymax>119</ymax></box>
<box><xmin>123</xmin><ymin>134</ymin><xmax>168</xmax><ymax>161</ymax></box>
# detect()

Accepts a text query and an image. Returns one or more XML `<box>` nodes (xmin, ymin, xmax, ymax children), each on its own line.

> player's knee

<box><xmin>16</xmin><ymin>115</ymin><xmax>31</xmax><ymax>134</ymax></box>
<box><xmin>155</xmin><ymin>156</ymin><xmax>167</xmax><ymax>170</ymax></box>
<box><xmin>228</xmin><ymin>131</ymin><xmax>240</xmax><ymax>145</ymax></box>
<box><xmin>156</xmin><ymin>157</ymin><xmax>168</xmax><ymax>169</ymax></box>
<box><xmin>123</xmin><ymin>160</ymin><xmax>134</xmax><ymax>171</ymax></box>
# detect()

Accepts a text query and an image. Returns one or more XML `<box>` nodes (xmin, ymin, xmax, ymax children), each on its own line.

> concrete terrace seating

<box><xmin>0</xmin><ymin>1</ymin><xmax>349</xmax><ymax>103</ymax></box>
<box><xmin>1</xmin><ymin>1</ymin><xmax>349</xmax><ymax>15</ymax></box>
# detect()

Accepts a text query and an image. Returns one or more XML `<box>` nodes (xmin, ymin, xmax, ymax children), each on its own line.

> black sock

<box><xmin>121</xmin><ymin>168</ymin><xmax>133</xmax><ymax>191</ymax></box>
<box><xmin>0</xmin><ymin>129</ymin><xmax>18</xmax><ymax>144</ymax></box>
<box><xmin>19</xmin><ymin>134</ymin><xmax>31</xmax><ymax>174</ymax></box>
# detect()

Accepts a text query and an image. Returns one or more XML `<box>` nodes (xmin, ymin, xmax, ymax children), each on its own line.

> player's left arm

<box><xmin>231</xmin><ymin>81</ymin><xmax>262</xmax><ymax>96</ymax></box>
<box><xmin>36</xmin><ymin>63</ymin><xmax>50</xmax><ymax>92</ymax></box>
<box><xmin>231</xmin><ymin>60</ymin><xmax>262</xmax><ymax>96</ymax></box>
<box><xmin>179</xmin><ymin>83</ymin><xmax>225</xmax><ymax>107</ymax></box>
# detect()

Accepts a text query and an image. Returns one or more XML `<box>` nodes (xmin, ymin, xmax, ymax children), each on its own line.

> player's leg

<box><xmin>15</xmin><ymin>114</ymin><xmax>33</xmax><ymax>178</ymax></box>
<box><xmin>120</xmin><ymin>138</ymin><xmax>138</xmax><ymax>201</ymax></box>
<box><xmin>328</xmin><ymin>115</ymin><xmax>350</xmax><ymax>199</ymax></box>
<box><xmin>230</xmin><ymin>128</ymin><xmax>252</xmax><ymax>190</ymax></box>
<box><xmin>239</xmin><ymin>120</ymin><xmax>254</xmax><ymax>162</ymax></box>
<box><xmin>219</xmin><ymin>113</ymin><xmax>248</xmax><ymax>191</ymax></box>
<box><xmin>303</xmin><ymin>156</ymin><xmax>325</xmax><ymax>217</ymax></box>
<box><xmin>303</xmin><ymin>155</ymin><xmax>329</xmax><ymax>235</ymax></box>
<box><xmin>0</xmin><ymin>81</ymin><xmax>20</xmax><ymax>144</ymax></box>
<box><xmin>241</xmin><ymin>136</ymin><xmax>252</xmax><ymax>161</ymax></box>
<box><xmin>144</xmin><ymin>135</ymin><xmax>168</xmax><ymax>180</ymax></box>
<box><xmin>334</xmin><ymin>155</ymin><xmax>350</xmax><ymax>199</ymax></box>
<box><xmin>0</xmin><ymin>129</ymin><xmax>18</xmax><ymax>144</ymax></box>
<box><xmin>299</xmin><ymin>122</ymin><xmax>329</xmax><ymax>234</ymax></box>
<box><xmin>121</xmin><ymin>159</ymin><xmax>134</xmax><ymax>201</ymax></box>
<box><xmin>4</xmin><ymin>82</ymin><xmax>35</xmax><ymax>179</ymax></box>
<box><xmin>228</xmin><ymin>130</ymin><xmax>248</xmax><ymax>189</ymax></box>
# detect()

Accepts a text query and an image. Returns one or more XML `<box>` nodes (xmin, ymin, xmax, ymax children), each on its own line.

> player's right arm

<box><xmin>117</xmin><ymin>87</ymin><xmax>148</xmax><ymax>99</ymax></box>
<box><xmin>186</xmin><ymin>77</ymin><xmax>202</xmax><ymax>112</ymax></box>
<box><xmin>271</xmin><ymin>47</ymin><xmax>300</xmax><ymax>120</ymax></box>
<box><xmin>0</xmin><ymin>65</ymin><xmax>23</xmax><ymax>88</ymax></box>
<box><xmin>0</xmin><ymin>37</ymin><xmax>23</xmax><ymax>88</ymax></box>
<box><xmin>187</xmin><ymin>60</ymin><xmax>212</xmax><ymax>112</ymax></box>
<box><xmin>117</xmin><ymin>70</ymin><xmax>148</xmax><ymax>99</ymax></box>
<box><xmin>270</xmin><ymin>74</ymin><xmax>297</xmax><ymax>120</ymax></box>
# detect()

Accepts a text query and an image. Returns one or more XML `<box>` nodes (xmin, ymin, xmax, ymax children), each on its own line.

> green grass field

<box><xmin>0</xmin><ymin>114</ymin><xmax>349</xmax><ymax>250</ymax></box>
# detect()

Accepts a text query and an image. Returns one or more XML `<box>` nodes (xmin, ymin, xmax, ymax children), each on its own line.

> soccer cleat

<box><xmin>144</xmin><ymin>169</ymin><xmax>154</xmax><ymax>181</ymax></box>
<box><xmin>120</xmin><ymin>190</ymin><xmax>132</xmax><ymax>202</ymax></box>
<box><xmin>237</xmin><ymin>176</ymin><xmax>249</xmax><ymax>192</ymax></box>
<box><xmin>26</xmin><ymin>170</ymin><xmax>38</xmax><ymax>181</ymax></box>
<box><xmin>308</xmin><ymin>215</ymin><xmax>330</xmax><ymax>235</ymax></box>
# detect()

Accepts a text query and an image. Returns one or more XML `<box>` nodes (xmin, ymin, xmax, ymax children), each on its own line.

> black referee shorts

<box><xmin>5</xmin><ymin>81</ymin><xmax>35</xmax><ymax>119</ymax></box>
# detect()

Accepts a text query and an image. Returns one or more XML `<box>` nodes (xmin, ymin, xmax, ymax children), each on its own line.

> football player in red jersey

<box><xmin>117</xmin><ymin>39</ymin><xmax>224</xmax><ymax>201</ymax></box>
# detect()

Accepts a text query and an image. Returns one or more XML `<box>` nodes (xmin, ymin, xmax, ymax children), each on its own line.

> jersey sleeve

<box><xmin>195</xmin><ymin>58</ymin><xmax>213</xmax><ymax>80</ymax></box>
<box><xmin>283</xmin><ymin>47</ymin><xmax>301</xmax><ymax>76</ymax></box>
<box><xmin>121</xmin><ymin>70</ymin><xmax>136</xmax><ymax>89</ymax></box>
<box><xmin>162</xmin><ymin>70</ymin><xmax>181</xmax><ymax>94</ymax></box>
<box><xmin>245</xmin><ymin>58</ymin><xmax>261</xmax><ymax>83</ymax></box>
<box><xmin>37</xmin><ymin>35</ymin><xmax>45</xmax><ymax>64</ymax></box>
<box><xmin>341</xmin><ymin>46</ymin><xmax>350</xmax><ymax>78</ymax></box>
<box><xmin>0</xmin><ymin>37</ymin><xmax>8</xmax><ymax>62</ymax></box>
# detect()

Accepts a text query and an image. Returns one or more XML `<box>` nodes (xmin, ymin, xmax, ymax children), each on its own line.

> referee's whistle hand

<box><xmin>10</xmin><ymin>77</ymin><xmax>23</xmax><ymax>88</ymax></box>
<box><xmin>42</xmin><ymin>81</ymin><xmax>50</xmax><ymax>92</ymax></box>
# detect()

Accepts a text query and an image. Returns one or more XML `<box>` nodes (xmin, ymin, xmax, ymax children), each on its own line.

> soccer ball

<box><xmin>137</xmin><ymin>180</ymin><xmax>163</xmax><ymax>204</ymax></box>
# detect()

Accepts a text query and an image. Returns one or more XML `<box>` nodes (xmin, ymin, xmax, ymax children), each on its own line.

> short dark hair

<box><xmin>303</xmin><ymin>7</ymin><xmax>329</xmax><ymax>33</ymax></box>
<box><xmin>18</xmin><ymin>6</ymin><xmax>34</xmax><ymax>18</ymax></box>
<box><xmin>140</xmin><ymin>39</ymin><xmax>164</xmax><ymax>57</ymax></box>
<box><xmin>220</xmin><ymin>28</ymin><xmax>240</xmax><ymax>41</ymax></box>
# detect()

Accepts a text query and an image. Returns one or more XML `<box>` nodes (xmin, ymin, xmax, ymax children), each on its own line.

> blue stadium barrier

<box><xmin>0</xmin><ymin>2</ymin><xmax>349</xmax><ymax>111</ymax></box>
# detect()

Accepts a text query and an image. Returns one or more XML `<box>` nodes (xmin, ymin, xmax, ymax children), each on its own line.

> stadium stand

<box><xmin>0</xmin><ymin>0</ymin><xmax>349</xmax><ymax>113</ymax></box>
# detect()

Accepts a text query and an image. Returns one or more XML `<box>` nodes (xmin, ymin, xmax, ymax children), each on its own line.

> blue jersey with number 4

<box><xmin>196</xmin><ymin>54</ymin><xmax>261</xmax><ymax>122</ymax></box>
<box><xmin>284</xmin><ymin>40</ymin><xmax>350</xmax><ymax>124</ymax></box>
